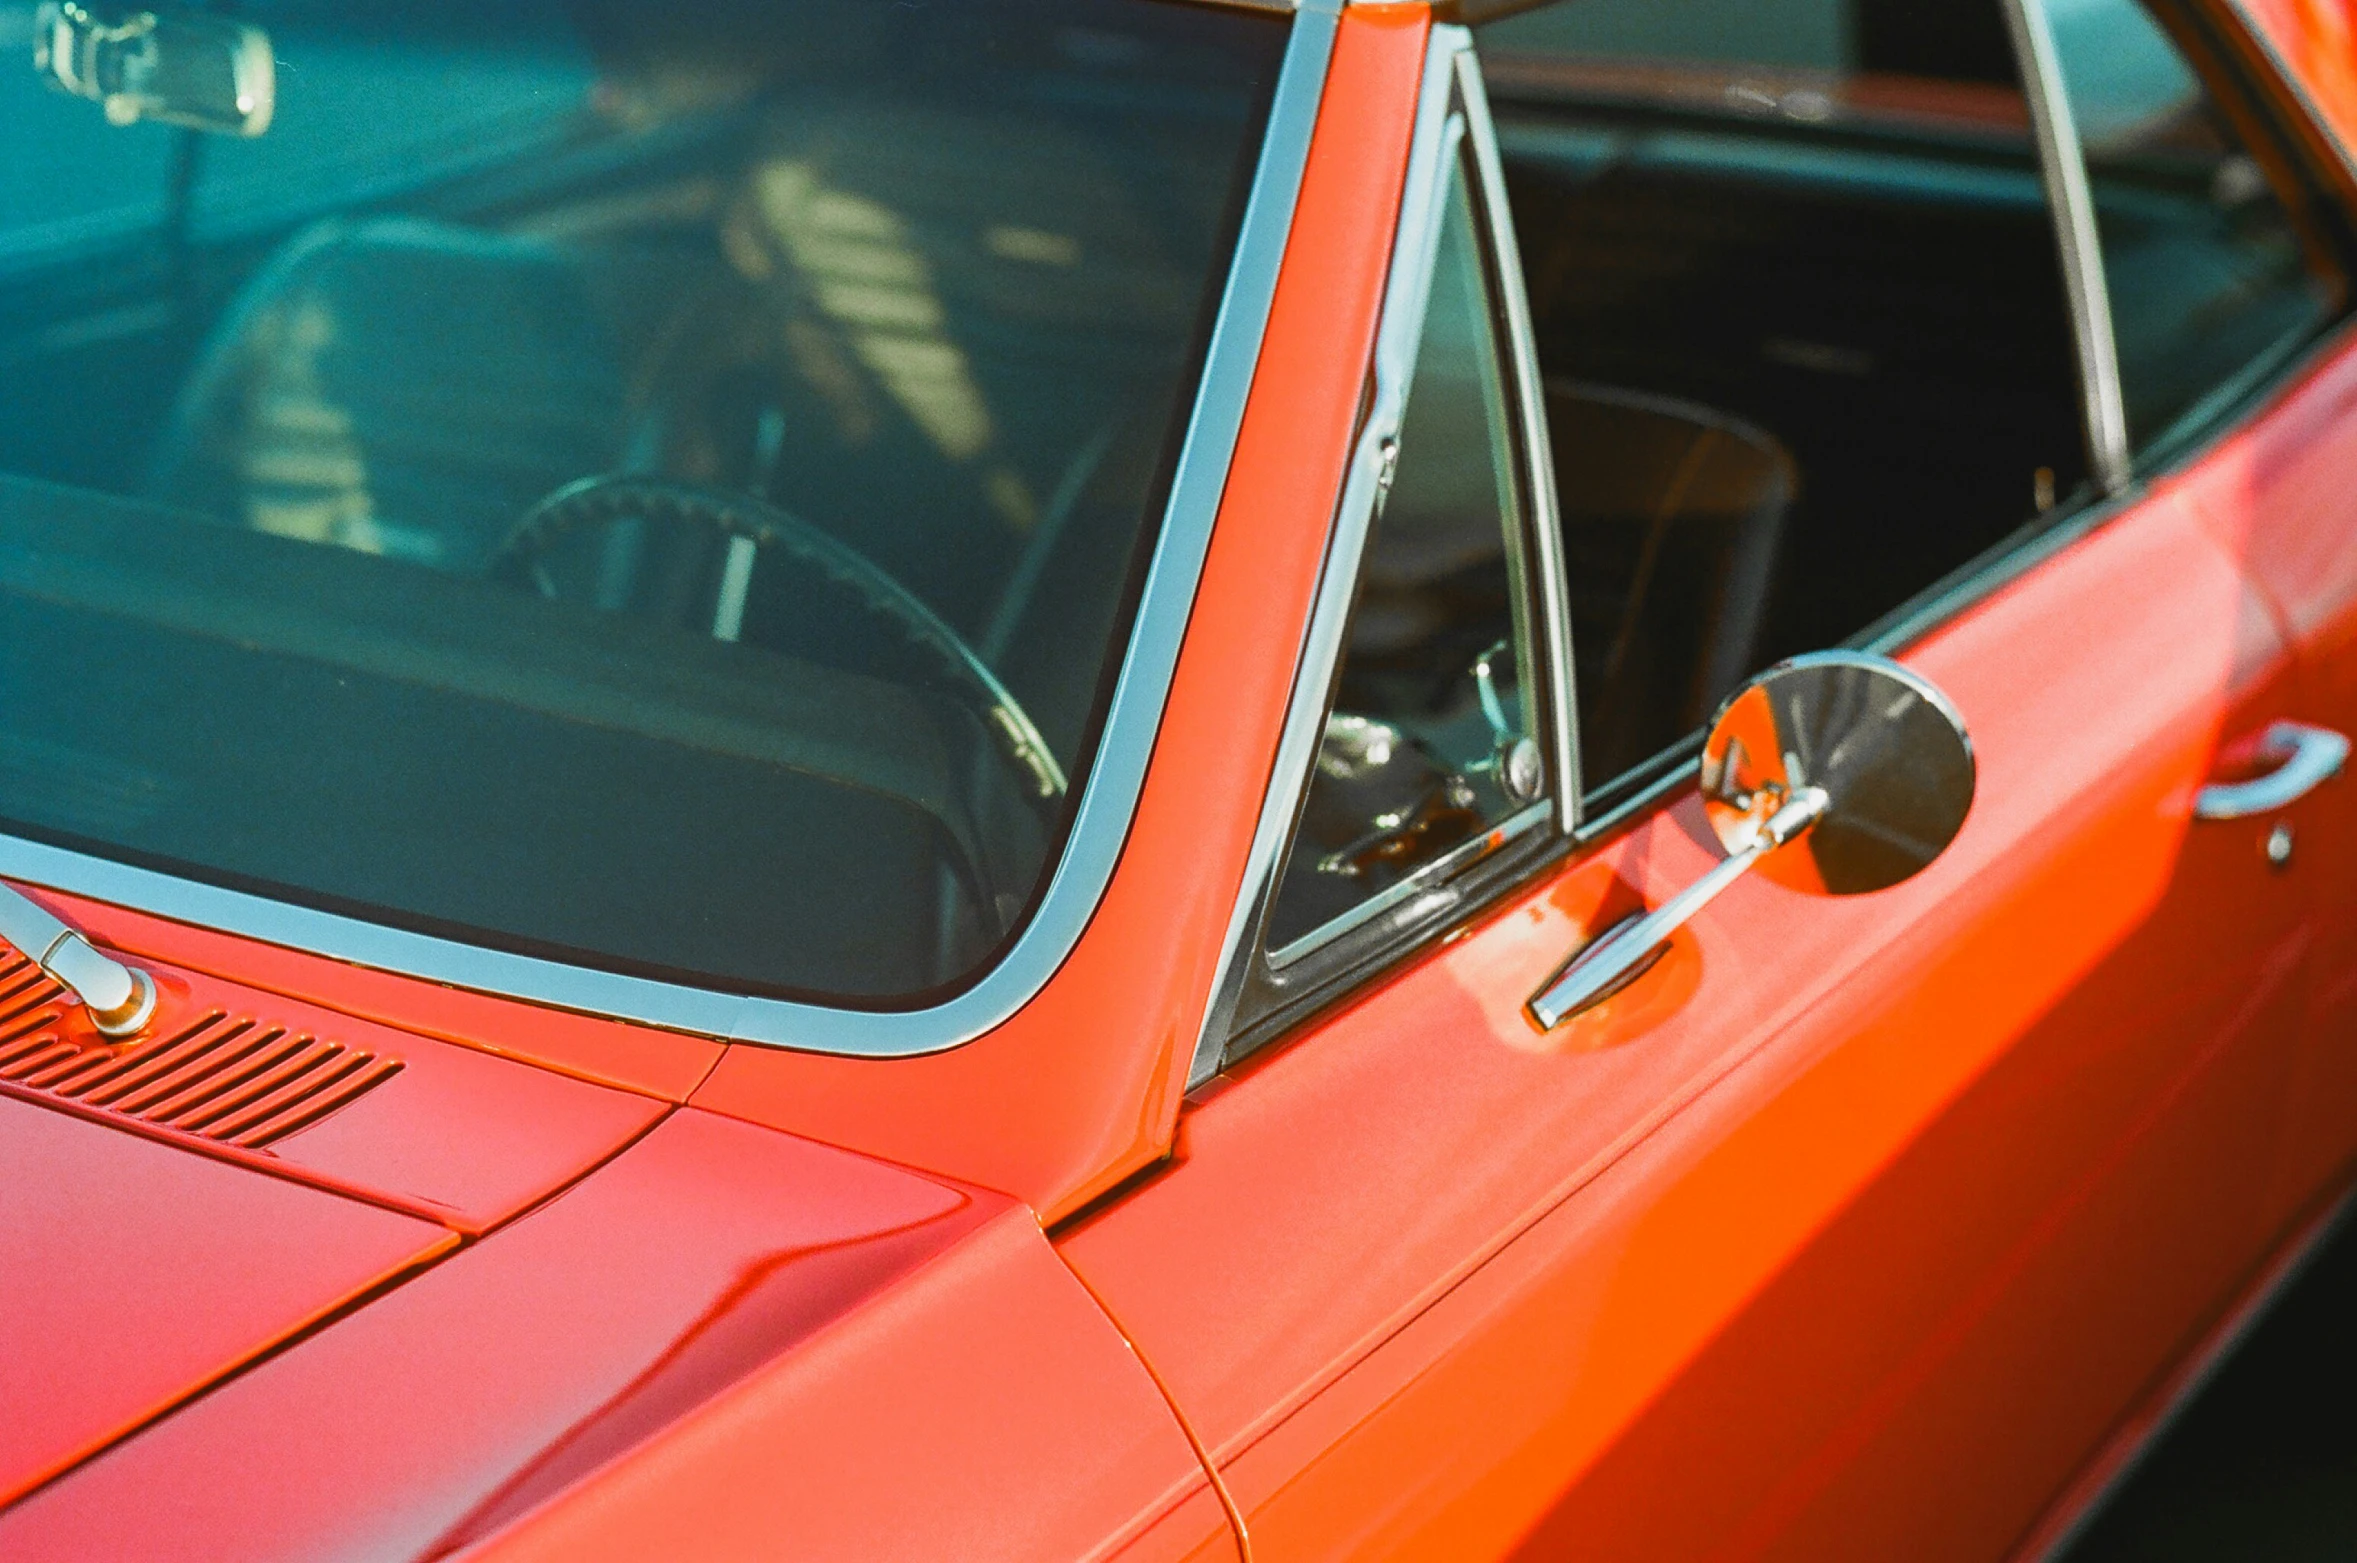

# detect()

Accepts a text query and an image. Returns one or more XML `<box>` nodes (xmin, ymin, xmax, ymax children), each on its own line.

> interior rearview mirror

<box><xmin>35</xmin><ymin>2</ymin><xmax>274</xmax><ymax>137</ymax></box>
<box><xmin>1531</xmin><ymin>651</ymin><xmax>1975</xmax><ymax>1028</ymax></box>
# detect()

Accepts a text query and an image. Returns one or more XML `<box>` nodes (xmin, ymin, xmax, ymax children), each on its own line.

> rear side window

<box><xmin>2045</xmin><ymin>0</ymin><xmax>2345</xmax><ymax>449</ymax></box>
<box><xmin>1480</xmin><ymin>0</ymin><xmax>1853</xmax><ymax>73</ymax></box>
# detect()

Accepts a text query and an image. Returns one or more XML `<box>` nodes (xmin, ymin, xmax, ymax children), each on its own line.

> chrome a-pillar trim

<box><xmin>2003</xmin><ymin>0</ymin><xmax>2132</xmax><ymax>494</ymax></box>
<box><xmin>0</xmin><ymin>4</ymin><xmax>1337</xmax><ymax>1060</ymax></box>
<box><xmin>1186</xmin><ymin>28</ymin><xmax>1580</xmax><ymax>1087</ymax></box>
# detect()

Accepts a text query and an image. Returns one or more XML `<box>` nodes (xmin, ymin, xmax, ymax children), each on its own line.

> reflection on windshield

<box><xmin>0</xmin><ymin>0</ymin><xmax>1285</xmax><ymax>1004</ymax></box>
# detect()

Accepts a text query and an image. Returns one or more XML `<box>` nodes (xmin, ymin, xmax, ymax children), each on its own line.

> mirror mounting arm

<box><xmin>1529</xmin><ymin>785</ymin><xmax>1826</xmax><ymax>1029</ymax></box>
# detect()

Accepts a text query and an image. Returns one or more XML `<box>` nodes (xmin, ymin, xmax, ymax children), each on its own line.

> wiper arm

<box><xmin>0</xmin><ymin>883</ymin><xmax>156</xmax><ymax>1038</ymax></box>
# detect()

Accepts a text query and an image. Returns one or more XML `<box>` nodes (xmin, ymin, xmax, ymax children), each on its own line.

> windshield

<box><xmin>0</xmin><ymin>0</ymin><xmax>1284</xmax><ymax>1005</ymax></box>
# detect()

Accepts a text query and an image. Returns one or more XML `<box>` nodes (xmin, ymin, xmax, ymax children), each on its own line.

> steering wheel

<box><xmin>493</xmin><ymin>475</ymin><xmax>1067</xmax><ymax>808</ymax></box>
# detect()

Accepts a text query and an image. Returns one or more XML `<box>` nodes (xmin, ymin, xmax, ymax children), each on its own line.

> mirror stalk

<box><xmin>1528</xmin><ymin>649</ymin><xmax>1976</xmax><ymax>1032</ymax></box>
<box><xmin>1529</xmin><ymin>786</ymin><xmax>1825</xmax><ymax>1028</ymax></box>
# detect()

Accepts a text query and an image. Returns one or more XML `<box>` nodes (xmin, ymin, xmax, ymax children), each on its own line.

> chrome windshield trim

<box><xmin>2003</xmin><ymin>0</ymin><xmax>2132</xmax><ymax>494</ymax></box>
<box><xmin>0</xmin><ymin>5</ymin><xmax>1337</xmax><ymax>1060</ymax></box>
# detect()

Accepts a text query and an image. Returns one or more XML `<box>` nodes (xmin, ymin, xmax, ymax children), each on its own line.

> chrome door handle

<box><xmin>2193</xmin><ymin>722</ymin><xmax>2350</xmax><ymax>821</ymax></box>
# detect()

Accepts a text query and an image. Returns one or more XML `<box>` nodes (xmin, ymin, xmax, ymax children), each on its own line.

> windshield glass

<box><xmin>0</xmin><ymin>0</ymin><xmax>1284</xmax><ymax>1005</ymax></box>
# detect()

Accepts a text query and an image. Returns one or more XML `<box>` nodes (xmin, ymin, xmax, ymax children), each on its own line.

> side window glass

<box><xmin>1263</xmin><ymin>149</ymin><xmax>1544</xmax><ymax>956</ymax></box>
<box><xmin>1476</xmin><ymin>0</ymin><xmax>2087</xmax><ymax>795</ymax></box>
<box><xmin>2046</xmin><ymin>0</ymin><xmax>2344</xmax><ymax>448</ymax></box>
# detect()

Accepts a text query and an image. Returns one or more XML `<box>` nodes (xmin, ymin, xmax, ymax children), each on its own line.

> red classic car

<box><xmin>5</xmin><ymin>0</ymin><xmax>2357</xmax><ymax>1557</ymax></box>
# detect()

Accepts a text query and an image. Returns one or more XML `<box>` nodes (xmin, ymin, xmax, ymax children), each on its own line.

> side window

<box><xmin>1477</xmin><ymin>0</ymin><xmax>2088</xmax><ymax>796</ymax></box>
<box><xmin>1262</xmin><ymin>143</ymin><xmax>1548</xmax><ymax>957</ymax></box>
<box><xmin>2045</xmin><ymin>0</ymin><xmax>2346</xmax><ymax>449</ymax></box>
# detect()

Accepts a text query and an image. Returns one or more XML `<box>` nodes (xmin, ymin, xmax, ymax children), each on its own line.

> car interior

<box><xmin>1479</xmin><ymin>0</ymin><xmax>2094</xmax><ymax>793</ymax></box>
<box><xmin>0</xmin><ymin>0</ymin><xmax>1282</xmax><ymax>999</ymax></box>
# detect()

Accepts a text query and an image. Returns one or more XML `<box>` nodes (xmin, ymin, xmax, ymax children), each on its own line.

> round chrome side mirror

<box><xmin>1701</xmin><ymin>650</ymin><xmax>1975</xmax><ymax>897</ymax></box>
<box><xmin>1530</xmin><ymin>651</ymin><xmax>1974</xmax><ymax>1028</ymax></box>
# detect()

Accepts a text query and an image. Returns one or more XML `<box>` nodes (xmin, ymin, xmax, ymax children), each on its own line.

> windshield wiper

<box><xmin>0</xmin><ymin>884</ymin><xmax>156</xmax><ymax>1039</ymax></box>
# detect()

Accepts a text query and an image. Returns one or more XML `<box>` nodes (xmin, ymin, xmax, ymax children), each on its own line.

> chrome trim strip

<box><xmin>0</xmin><ymin>6</ymin><xmax>1338</xmax><ymax>1059</ymax></box>
<box><xmin>1188</xmin><ymin>27</ymin><xmax>1579</xmax><ymax>1085</ymax></box>
<box><xmin>2003</xmin><ymin>0</ymin><xmax>2132</xmax><ymax>493</ymax></box>
<box><xmin>1265</xmin><ymin>797</ymin><xmax>1550</xmax><ymax>968</ymax></box>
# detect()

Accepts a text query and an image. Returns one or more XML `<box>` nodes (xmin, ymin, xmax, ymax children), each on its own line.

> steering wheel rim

<box><xmin>494</xmin><ymin>475</ymin><xmax>1067</xmax><ymax>804</ymax></box>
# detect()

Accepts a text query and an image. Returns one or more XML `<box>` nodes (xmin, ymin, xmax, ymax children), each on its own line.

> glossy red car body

<box><xmin>10</xmin><ymin>1</ymin><xmax>2357</xmax><ymax>1559</ymax></box>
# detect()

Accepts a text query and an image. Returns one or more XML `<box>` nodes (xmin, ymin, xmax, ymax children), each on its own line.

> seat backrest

<box><xmin>150</xmin><ymin>216</ymin><xmax>627</xmax><ymax>575</ymax></box>
<box><xmin>1547</xmin><ymin>378</ymin><xmax>1797</xmax><ymax>786</ymax></box>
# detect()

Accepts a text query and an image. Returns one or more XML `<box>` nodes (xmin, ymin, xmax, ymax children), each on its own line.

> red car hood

<box><xmin>0</xmin><ymin>941</ymin><xmax>1000</xmax><ymax>1559</ymax></box>
<box><xmin>0</xmin><ymin>941</ymin><xmax>667</xmax><ymax>1506</ymax></box>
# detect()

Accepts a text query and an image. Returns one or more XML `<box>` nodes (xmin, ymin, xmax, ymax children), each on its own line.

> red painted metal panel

<box><xmin>1062</xmin><ymin>490</ymin><xmax>2311</xmax><ymax>1559</ymax></box>
<box><xmin>2176</xmin><ymin>327</ymin><xmax>2357</xmax><ymax>1230</ymax></box>
<box><xmin>0</xmin><ymin>1097</ymin><xmax>450</xmax><ymax>1506</ymax></box>
<box><xmin>455</xmin><ymin>1206</ymin><xmax>1232</xmax><ymax>1563</ymax></box>
<box><xmin>0</xmin><ymin>929</ymin><xmax>666</xmax><ymax>1232</ymax></box>
<box><xmin>0</xmin><ymin>1110</ymin><xmax>1222</xmax><ymax>1563</ymax></box>
<box><xmin>2236</xmin><ymin>0</ymin><xmax>2357</xmax><ymax>157</ymax></box>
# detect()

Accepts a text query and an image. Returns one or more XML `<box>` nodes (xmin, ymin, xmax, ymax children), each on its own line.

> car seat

<box><xmin>1548</xmin><ymin>379</ymin><xmax>1797</xmax><ymax>787</ymax></box>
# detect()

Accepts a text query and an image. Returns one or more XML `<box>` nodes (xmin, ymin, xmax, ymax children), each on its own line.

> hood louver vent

<box><xmin>0</xmin><ymin>950</ymin><xmax>400</xmax><ymax>1148</ymax></box>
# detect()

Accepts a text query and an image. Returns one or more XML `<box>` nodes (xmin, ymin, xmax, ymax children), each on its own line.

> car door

<box><xmin>2053</xmin><ymin>0</ymin><xmax>2357</xmax><ymax>1233</ymax></box>
<box><xmin>1059</xmin><ymin>10</ymin><xmax>2320</xmax><ymax>1560</ymax></box>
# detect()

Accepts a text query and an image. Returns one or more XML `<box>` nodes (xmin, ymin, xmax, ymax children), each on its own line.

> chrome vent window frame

<box><xmin>1188</xmin><ymin>29</ymin><xmax>1579</xmax><ymax>1086</ymax></box>
<box><xmin>0</xmin><ymin>2</ymin><xmax>1340</xmax><ymax>1060</ymax></box>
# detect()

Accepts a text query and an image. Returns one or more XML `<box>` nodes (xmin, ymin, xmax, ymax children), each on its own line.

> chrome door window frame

<box><xmin>2021</xmin><ymin>0</ymin><xmax>2357</xmax><ymax>474</ymax></box>
<box><xmin>0</xmin><ymin>1</ymin><xmax>1341</xmax><ymax>1060</ymax></box>
<box><xmin>1509</xmin><ymin>0</ymin><xmax>2357</xmax><ymax>850</ymax></box>
<box><xmin>1191</xmin><ymin>28</ymin><xmax>1579</xmax><ymax>1084</ymax></box>
<box><xmin>1193</xmin><ymin>0</ymin><xmax>2357</xmax><ymax>1082</ymax></box>
<box><xmin>2003</xmin><ymin>0</ymin><xmax>2135</xmax><ymax>498</ymax></box>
